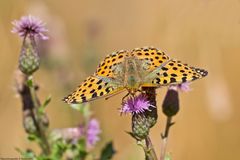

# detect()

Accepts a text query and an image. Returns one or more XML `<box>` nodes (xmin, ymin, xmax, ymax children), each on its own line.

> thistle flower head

<box><xmin>12</xmin><ymin>15</ymin><xmax>48</xmax><ymax>40</ymax></box>
<box><xmin>86</xmin><ymin>119</ymin><xmax>101</xmax><ymax>149</ymax></box>
<box><xmin>121</xmin><ymin>94</ymin><xmax>155</xmax><ymax>114</ymax></box>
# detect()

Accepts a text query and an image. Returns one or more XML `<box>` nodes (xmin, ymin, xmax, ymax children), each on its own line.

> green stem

<box><xmin>138</xmin><ymin>136</ymin><xmax>158</xmax><ymax>160</ymax></box>
<box><xmin>145</xmin><ymin>136</ymin><xmax>158</xmax><ymax>160</ymax></box>
<box><xmin>28</xmin><ymin>76</ymin><xmax>50</xmax><ymax>155</ymax></box>
<box><xmin>160</xmin><ymin>116</ymin><xmax>173</xmax><ymax>160</ymax></box>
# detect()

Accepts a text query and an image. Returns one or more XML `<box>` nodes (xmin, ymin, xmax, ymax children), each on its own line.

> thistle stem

<box><xmin>160</xmin><ymin>116</ymin><xmax>174</xmax><ymax>160</ymax></box>
<box><xmin>138</xmin><ymin>136</ymin><xmax>158</xmax><ymax>160</ymax></box>
<box><xmin>145</xmin><ymin>136</ymin><xmax>158</xmax><ymax>160</ymax></box>
<box><xmin>28</xmin><ymin>76</ymin><xmax>50</xmax><ymax>155</ymax></box>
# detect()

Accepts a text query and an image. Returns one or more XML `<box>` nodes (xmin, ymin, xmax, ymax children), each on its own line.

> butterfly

<box><xmin>63</xmin><ymin>47</ymin><xmax>208</xmax><ymax>104</ymax></box>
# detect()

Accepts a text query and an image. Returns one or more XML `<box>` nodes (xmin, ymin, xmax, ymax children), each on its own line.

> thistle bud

<box><xmin>40</xmin><ymin>114</ymin><xmax>49</xmax><ymax>128</ymax></box>
<box><xmin>142</xmin><ymin>87</ymin><xmax>158</xmax><ymax>128</ymax></box>
<box><xmin>19</xmin><ymin>37</ymin><xmax>40</xmax><ymax>75</ymax></box>
<box><xmin>23</xmin><ymin>110</ymin><xmax>37</xmax><ymax>134</ymax></box>
<box><xmin>132</xmin><ymin>114</ymin><xmax>151</xmax><ymax>139</ymax></box>
<box><xmin>162</xmin><ymin>86</ymin><xmax>179</xmax><ymax>117</ymax></box>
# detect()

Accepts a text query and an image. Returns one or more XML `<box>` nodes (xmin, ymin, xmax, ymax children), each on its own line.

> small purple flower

<box><xmin>52</xmin><ymin>126</ymin><xmax>84</xmax><ymax>141</ymax></box>
<box><xmin>12</xmin><ymin>15</ymin><xmax>48</xmax><ymax>40</ymax></box>
<box><xmin>168</xmin><ymin>83</ymin><xmax>191</xmax><ymax>92</ymax></box>
<box><xmin>52</xmin><ymin>118</ymin><xmax>101</xmax><ymax>149</ymax></box>
<box><xmin>178</xmin><ymin>82</ymin><xmax>191</xmax><ymax>92</ymax></box>
<box><xmin>121</xmin><ymin>94</ymin><xmax>155</xmax><ymax>114</ymax></box>
<box><xmin>86</xmin><ymin>118</ymin><xmax>101</xmax><ymax>149</ymax></box>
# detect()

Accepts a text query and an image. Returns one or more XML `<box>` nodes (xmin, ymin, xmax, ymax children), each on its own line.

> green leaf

<box><xmin>66</xmin><ymin>139</ymin><xmax>88</xmax><ymax>159</ymax></box>
<box><xmin>76</xmin><ymin>138</ymin><xmax>87</xmax><ymax>152</ymax></box>
<box><xmin>38</xmin><ymin>95</ymin><xmax>51</xmax><ymax>114</ymax></box>
<box><xmin>15</xmin><ymin>148</ymin><xmax>36</xmax><ymax>159</ymax></box>
<box><xmin>100</xmin><ymin>142</ymin><xmax>116</xmax><ymax>160</ymax></box>
<box><xmin>36</xmin><ymin>155</ymin><xmax>51</xmax><ymax>160</ymax></box>
<box><xmin>27</xmin><ymin>134</ymin><xmax>36</xmax><ymax>141</ymax></box>
<box><xmin>50</xmin><ymin>139</ymin><xmax>68</xmax><ymax>159</ymax></box>
<box><xmin>125</xmin><ymin>131</ymin><xmax>141</xmax><ymax>141</ymax></box>
<box><xmin>27</xmin><ymin>134</ymin><xmax>39</xmax><ymax>141</ymax></box>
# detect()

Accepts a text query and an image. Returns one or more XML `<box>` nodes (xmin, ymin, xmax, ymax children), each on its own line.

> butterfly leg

<box><xmin>104</xmin><ymin>86</ymin><xmax>119</xmax><ymax>100</ymax></box>
<box><xmin>138</xmin><ymin>89</ymin><xmax>147</xmax><ymax>94</ymax></box>
<box><xmin>121</xmin><ymin>92</ymin><xmax>130</xmax><ymax>103</ymax></box>
<box><xmin>119</xmin><ymin>92</ymin><xmax>130</xmax><ymax>116</ymax></box>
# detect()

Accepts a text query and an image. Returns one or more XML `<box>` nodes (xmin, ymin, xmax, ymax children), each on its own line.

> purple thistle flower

<box><xmin>121</xmin><ymin>94</ymin><xmax>155</xmax><ymax>114</ymax></box>
<box><xmin>86</xmin><ymin>118</ymin><xmax>101</xmax><ymax>149</ymax></box>
<box><xmin>12</xmin><ymin>15</ymin><xmax>48</xmax><ymax>40</ymax></box>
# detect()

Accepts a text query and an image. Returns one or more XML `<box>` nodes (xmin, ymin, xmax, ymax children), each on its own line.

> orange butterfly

<box><xmin>63</xmin><ymin>47</ymin><xmax>207</xmax><ymax>104</ymax></box>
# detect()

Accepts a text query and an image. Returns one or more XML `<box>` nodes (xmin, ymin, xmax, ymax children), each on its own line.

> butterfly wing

<box><xmin>95</xmin><ymin>50</ymin><xmax>129</xmax><ymax>77</ymax></box>
<box><xmin>130</xmin><ymin>47</ymin><xmax>170</xmax><ymax>72</ymax></box>
<box><xmin>64</xmin><ymin>50</ymin><xmax>129</xmax><ymax>104</ymax></box>
<box><xmin>63</xmin><ymin>75</ymin><xmax>125</xmax><ymax>104</ymax></box>
<box><xmin>143</xmin><ymin>59</ymin><xmax>208</xmax><ymax>86</ymax></box>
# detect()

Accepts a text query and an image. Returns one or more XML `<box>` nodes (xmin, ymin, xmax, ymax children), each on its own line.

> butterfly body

<box><xmin>63</xmin><ymin>47</ymin><xmax>208</xmax><ymax>104</ymax></box>
<box><xmin>120</xmin><ymin>56</ymin><xmax>145</xmax><ymax>94</ymax></box>
<box><xmin>97</xmin><ymin>55</ymin><xmax>159</xmax><ymax>95</ymax></box>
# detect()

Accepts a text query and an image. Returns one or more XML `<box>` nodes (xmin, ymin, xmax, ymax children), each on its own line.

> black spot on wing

<box><xmin>100</xmin><ymin>92</ymin><xmax>104</xmax><ymax>96</ymax></box>
<box><xmin>96</xmin><ymin>79</ymin><xmax>103</xmax><ymax>84</ymax></box>
<box><xmin>92</xmin><ymin>92</ymin><xmax>97</xmax><ymax>98</ymax></box>
<box><xmin>170</xmin><ymin>77</ymin><xmax>176</xmax><ymax>83</ymax></box>
<box><xmin>182</xmin><ymin>77</ymin><xmax>187</xmax><ymax>82</ymax></box>
<box><xmin>194</xmin><ymin>68</ymin><xmax>208</xmax><ymax>77</ymax></box>
<box><xmin>81</xmin><ymin>96</ymin><xmax>87</xmax><ymax>102</ymax></box>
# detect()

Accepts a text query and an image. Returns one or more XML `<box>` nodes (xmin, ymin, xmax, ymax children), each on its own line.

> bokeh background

<box><xmin>1</xmin><ymin>0</ymin><xmax>240</xmax><ymax>159</ymax></box>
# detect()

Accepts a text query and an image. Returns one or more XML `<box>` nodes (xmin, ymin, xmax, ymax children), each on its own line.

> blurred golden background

<box><xmin>1</xmin><ymin>0</ymin><xmax>240</xmax><ymax>159</ymax></box>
